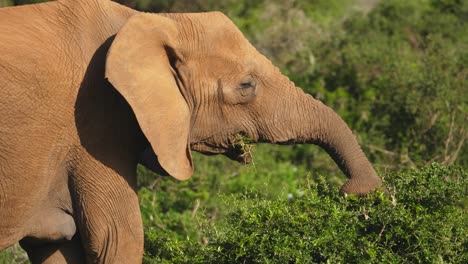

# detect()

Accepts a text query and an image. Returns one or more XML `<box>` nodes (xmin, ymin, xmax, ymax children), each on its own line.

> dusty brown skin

<box><xmin>0</xmin><ymin>0</ymin><xmax>382</xmax><ymax>263</ymax></box>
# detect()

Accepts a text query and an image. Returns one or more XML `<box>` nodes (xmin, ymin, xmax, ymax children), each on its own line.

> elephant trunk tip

<box><xmin>340</xmin><ymin>175</ymin><xmax>383</xmax><ymax>196</ymax></box>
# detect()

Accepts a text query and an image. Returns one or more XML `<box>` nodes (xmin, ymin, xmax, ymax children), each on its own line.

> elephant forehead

<box><xmin>195</xmin><ymin>15</ymin><xmax>254</xmax><ymax>54</ymax></box>
<box><xmin>191</xmin><ymin>56</ymin><xmax>253</xmax><ymax>76</ymax></box>
<box><xmin>212</xmin><ymin>28</ymin><xmax>249</xmax><ymax>49</ymax></box>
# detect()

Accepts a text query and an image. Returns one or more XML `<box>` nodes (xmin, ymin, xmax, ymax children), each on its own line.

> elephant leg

<box><xmin>20</xmin><ymin>235</ymin><xmax>85</xmax><ymax>264</ymax></box>
<box><xmin>70</xmin><ymin>159</ymin><xmax>143</xmax><ymax>263</ymax></box>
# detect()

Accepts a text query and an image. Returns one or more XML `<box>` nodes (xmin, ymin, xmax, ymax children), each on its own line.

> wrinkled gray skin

<box><xmin>0</xmin><ymin>0</ymin><xmax>382</xmax><ymax>263</ymax></box>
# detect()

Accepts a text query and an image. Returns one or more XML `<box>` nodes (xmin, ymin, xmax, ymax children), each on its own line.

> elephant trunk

<box><xmin>287</xmin><ymin>89</ymin><xmax>382</xmax><ymax>195</ymax></box>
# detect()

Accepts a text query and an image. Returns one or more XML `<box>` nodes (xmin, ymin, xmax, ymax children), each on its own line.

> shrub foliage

<box><xmin>143</xmin><ymin>163</ymin><xmax>466</xmax><ymax>263</ymax></box>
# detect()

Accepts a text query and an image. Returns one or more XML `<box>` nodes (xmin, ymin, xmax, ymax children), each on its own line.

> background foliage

<box><xmin>0</xmin><ymin>0</ymin><xmax>466</xmax><ymax>263</ymax></box>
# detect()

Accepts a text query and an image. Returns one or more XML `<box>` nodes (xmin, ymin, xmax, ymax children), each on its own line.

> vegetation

<box><xmin>1</xmin><ymin>0</ymin><xmax>466</xmax><ymax>263</ymax></box>
<box><xmin>143</xmin><ymin>163</ymin><xmax>466</xmax><ymax>263</ymax></box>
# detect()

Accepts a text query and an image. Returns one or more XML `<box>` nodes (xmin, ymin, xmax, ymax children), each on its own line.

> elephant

<box><xmin>0</xmin><ymin>0</ymin><xmax>382</xmax><ymax>263</ymax></box>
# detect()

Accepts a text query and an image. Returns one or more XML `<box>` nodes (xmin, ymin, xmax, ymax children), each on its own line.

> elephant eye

<box><xmin>239</xmin><ymin>79</ymin><xmax>256</xmax><ymax>89</ymax></box>
<box><xmin>222</xmin><ymin>77</ymin><xmax>257</xmax><ymax>105</ymax></box>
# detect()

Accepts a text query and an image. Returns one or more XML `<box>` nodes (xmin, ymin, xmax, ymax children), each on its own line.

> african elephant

<box><xmin>0</xmin><ymin>0</ymin><xmax>382</xmax><ymax>263</ymax></box>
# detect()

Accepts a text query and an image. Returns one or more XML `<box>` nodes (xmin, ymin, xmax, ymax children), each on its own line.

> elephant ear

<box><xmin>105</xmin><ymin>14</ymin><xmax>193</xmax><ymax>180</ymax></box>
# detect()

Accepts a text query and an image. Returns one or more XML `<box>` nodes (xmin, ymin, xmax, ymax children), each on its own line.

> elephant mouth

<box><xmin>225</xmin><ymin>146</ymin><xmax>253</xmax><ymax>164</ymax></box>
<box><xmin>190</xmin><ymin>134</ymin><xmax>254</xmax><ymax>165</ymax></box>
<box><xmin>225</xmin><ymin>134</ymin><xmax>254</xmax><ymax>164</ymax></box>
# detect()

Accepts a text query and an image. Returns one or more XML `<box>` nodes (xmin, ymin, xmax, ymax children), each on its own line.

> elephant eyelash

<box><xmin>240</xmin><ymin>82</ymin><xmax>252</xmax><ymax>89</ymax></box>
<box><xmin>239</xmin><ymin>78</ymin><xmax>256</xmax><ymax>89</ymax></box>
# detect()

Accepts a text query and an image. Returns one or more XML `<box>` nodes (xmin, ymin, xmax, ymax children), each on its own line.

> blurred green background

<box><xmin>1</xmin><ymin>0</ymin><xmax>466</xmax><ymax>263</ymax></box>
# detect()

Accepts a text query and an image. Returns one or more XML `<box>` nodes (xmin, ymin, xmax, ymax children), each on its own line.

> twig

<box><xmin>365</xmin><ymin>144</ymin><xmax>398</xmax><ymax>157</ymax></box>
<box><xmin>421</xmin><ymin>112</ymin><xmax>439</xmax><ymax>134</ymax></box>
<box><xmin>445</xmin><ymin>127</ymin><xmax>466</xmax><ymax>165</ymax></box>
<box><xmin>192</xmin><ymin>199</ymin><xmax>201</xmax><ymax>218</ymax></box>
<box><xmin>443</xmin><ymin>112</ymin><xmax>456</xmax><ymax>161</ymax></box>
<box><xmin>149</xmin><ymin>177</ymin><xmax>162</xmax><ymax>190</ymax></box>
<box><xmin>376</xmin><ymin>224</ymin><xmax>387</xmax><ymax>242</ymax></box>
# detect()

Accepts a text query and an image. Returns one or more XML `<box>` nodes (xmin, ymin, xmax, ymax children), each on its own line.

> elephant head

<box><xmin>105</xmin><ymin>12</ymin><xmax>382</xmax><ymax>195</ymax></box>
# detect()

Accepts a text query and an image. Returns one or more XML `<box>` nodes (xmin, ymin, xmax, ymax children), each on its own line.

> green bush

<box><xmin>143</xmin><ymin>163</ymin><xmax>467</xmax><ymax>263</ymax></box>
<box><xmin>0</xmin><ymin>244</ymin><xmax>29</xmax><ymax>264</ymax></box>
